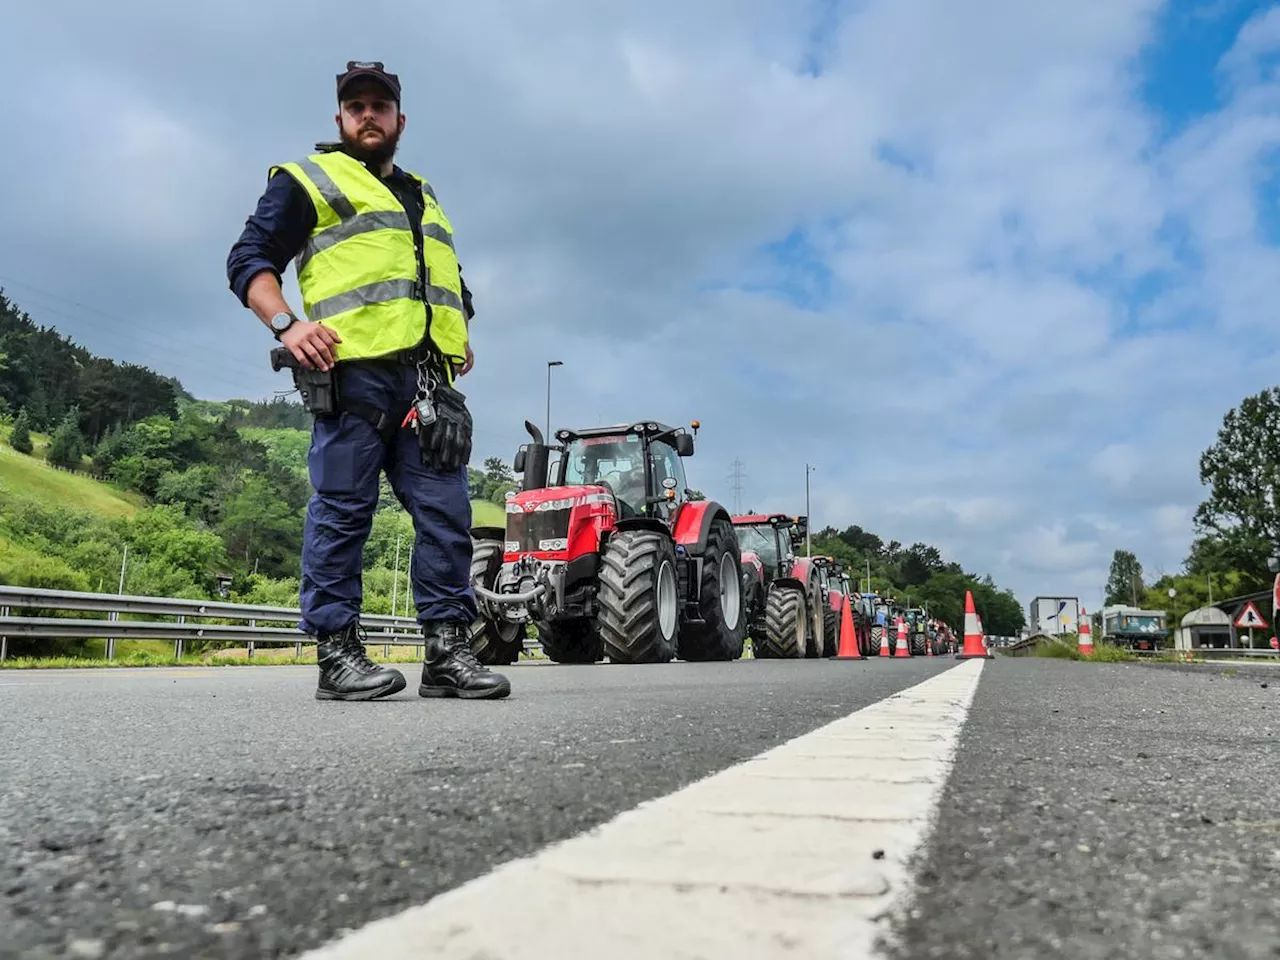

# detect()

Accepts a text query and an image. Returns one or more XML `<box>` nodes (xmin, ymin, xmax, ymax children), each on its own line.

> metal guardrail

<box><xmin>0</xmin><ymin>584</ymin><xmax>426</xmax><ymax>661</ymax></box>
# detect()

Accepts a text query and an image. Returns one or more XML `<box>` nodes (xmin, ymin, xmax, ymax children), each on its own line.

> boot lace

<box><xmin>341</xmin><ymin>623</ymin><xmax>381</xmax><ymax>672</ymax></box>
<box><xmin>440</xmin><ymin>623</ymin><xmax>485</xmax><ymax>671</ymax></box>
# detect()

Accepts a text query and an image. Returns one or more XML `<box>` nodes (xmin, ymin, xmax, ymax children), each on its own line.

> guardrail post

<box><xmin>295</xmin><ymin>639</ymin><xmax>302</xmax><ymax>658</ymax></box>
<box><xmin>174</xmin><ymin>615</ymin><xmax>185</xmax><ymax>659</ymax></box>
<box><xmin>248</xmin><ymin>619</ymin><xmax>255</xmax><ymax>659</ymax></box>
<box><xmin>1</xmin><ymin>606</ymin><xmax>8</xmax><ymax>662</ymax></box>
<box><xmin>107</xmin><ymin>611</ymin><xmax>117</xmax><ymax>660</ymax></box>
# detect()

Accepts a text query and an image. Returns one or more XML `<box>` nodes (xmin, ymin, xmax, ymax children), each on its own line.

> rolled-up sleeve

<box><xmin>226</xmin><ymin>172</ymin><xmax>316</xmax><ymax>307</ymax></box>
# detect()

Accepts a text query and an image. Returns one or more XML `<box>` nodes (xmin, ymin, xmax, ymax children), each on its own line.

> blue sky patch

<box><xmin>1139</xmin><ymin>0</ymin><xmax>1265</xmax><ymax>137</ymax></box>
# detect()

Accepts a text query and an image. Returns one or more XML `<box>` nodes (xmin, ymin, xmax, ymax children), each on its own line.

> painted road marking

<box><xmin>298</xmin><ymin>659</ymin><xmax>986</xmax><ymax>960</ymax></box>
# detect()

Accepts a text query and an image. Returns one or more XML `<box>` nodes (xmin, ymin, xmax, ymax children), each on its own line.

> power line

<box><xmin>729</xmin><ymin>458</ymin><xmax>746</xmax><ymax>515</ymax></box>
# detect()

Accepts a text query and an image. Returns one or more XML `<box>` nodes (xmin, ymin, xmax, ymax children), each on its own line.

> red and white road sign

<box><xmin>1234</xmin><ymin>600</ymin><xmax>1268</xmax><ymax>630</ymax></box>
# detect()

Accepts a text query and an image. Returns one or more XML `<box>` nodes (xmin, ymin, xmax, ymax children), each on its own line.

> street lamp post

<box><xmin>546</xmin><ymin>360</ymin><xmax>563</xmax><ymax>439</ymax></box>
<box><xmin>805</xmin><ymin>463</ymin><xmax>815</xmax><ymax>557</ymax></box>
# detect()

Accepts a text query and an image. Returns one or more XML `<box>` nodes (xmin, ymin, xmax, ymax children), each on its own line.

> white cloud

<box><xmin>1</xmin><ymin>0</ymin><xmax>1279</xmax><ymax>616</ymax></box>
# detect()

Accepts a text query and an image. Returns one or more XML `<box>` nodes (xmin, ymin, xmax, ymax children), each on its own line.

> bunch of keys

<box><xmin>401</xmin><ymin>363</ymin><xmax>438</xmax><ymax>434</ymax></box>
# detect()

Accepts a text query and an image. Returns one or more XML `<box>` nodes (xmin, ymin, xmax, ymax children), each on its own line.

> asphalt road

<box><xmin>3</xmin><ymin>657</ymin><xmax>1277</xmax><ymax>959</ymax></box>
<box><xmin>0</xmin><ymin>657</ymin><xmax>948</xmax><ymax>959</ymax></box>
<box><xmin>885</xmin><ymin>659</ymin><xmax>1280</xmax><ymax>960</ymax></box>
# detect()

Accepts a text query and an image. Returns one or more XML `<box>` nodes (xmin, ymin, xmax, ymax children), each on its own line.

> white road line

<box><xmin>299</xmin><ymin>660</ymin><xmax>986</xmax><ymax>960</ymax></box>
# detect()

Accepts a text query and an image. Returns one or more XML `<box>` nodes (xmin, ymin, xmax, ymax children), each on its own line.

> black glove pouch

<box><xmin>419</xmin><ymin>383</ymin><xmax>473</xmax><ymax>472</ymax></box>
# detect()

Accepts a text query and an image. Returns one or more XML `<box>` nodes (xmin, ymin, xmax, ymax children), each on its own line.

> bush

<box><xmin>9</xmin><ymin>408</ymin><xmax>32</xmax><ymax>454</ymax></box>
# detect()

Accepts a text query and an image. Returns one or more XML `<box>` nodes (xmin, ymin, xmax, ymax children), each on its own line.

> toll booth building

<box><xmin>1175</xmin><ymin>606</ymin><xmax>1233</xmax><ymax>653</ymax></box>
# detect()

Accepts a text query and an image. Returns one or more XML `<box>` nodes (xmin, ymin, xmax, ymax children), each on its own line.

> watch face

<box><xmin>271</xmin><ymin>312</ymin><xmax>293</xmax><ymax>332</ymax></box>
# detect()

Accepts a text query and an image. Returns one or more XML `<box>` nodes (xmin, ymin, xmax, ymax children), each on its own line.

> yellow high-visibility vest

<box><xmin>271</xmin><ymin>151</ymin><xmax>468</xmax><ymax>372</ymax></box>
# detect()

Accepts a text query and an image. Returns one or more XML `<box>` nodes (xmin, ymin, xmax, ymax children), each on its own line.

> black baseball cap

<box><xmin>336</xmin><ymin>61</ymin><xmax>401</xmax><ymax>103</ymax></box>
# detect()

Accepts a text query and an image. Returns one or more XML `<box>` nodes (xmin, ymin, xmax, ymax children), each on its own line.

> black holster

<box><xmin>270</xmin><ymin>347</ymin><xmax>338</xmax><ymax>416</ymax></box>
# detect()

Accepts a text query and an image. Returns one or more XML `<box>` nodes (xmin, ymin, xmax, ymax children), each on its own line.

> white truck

<box><xmin>1028</xmin><ymin>596</ymin><xmax>1080</xmax><ymax>636</ymax></box>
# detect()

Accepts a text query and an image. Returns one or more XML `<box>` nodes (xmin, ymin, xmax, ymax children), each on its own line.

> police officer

<box><xmin>226</xmin><ymin>61</ymin><xmax>510</xmax><ymax>701</ymax></box>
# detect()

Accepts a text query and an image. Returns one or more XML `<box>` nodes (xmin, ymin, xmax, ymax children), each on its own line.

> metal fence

<box><xmin>0</xmin><ymin>584</ymin><xmax>429</xmax><ymax>661</ymax></box>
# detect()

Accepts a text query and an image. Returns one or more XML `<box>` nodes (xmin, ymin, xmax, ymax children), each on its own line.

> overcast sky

<box><xmin>3</xmin><ymin>0</ymin><xmax>1279</xmax><ymax>615</ymax></box>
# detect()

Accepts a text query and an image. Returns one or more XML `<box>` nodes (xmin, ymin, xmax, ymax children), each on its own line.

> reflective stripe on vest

<box><xmin>271</xmin><ymin>152</ymin><xmax>468</xmax><ymax>368</ymax></box>
<box><xmin>309</xmin><ymin>277</ymin><xmax>465</xmax><ymax>323</ymax></box>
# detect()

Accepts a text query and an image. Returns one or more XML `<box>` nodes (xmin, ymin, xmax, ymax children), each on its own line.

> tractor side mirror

<box><xmin>675</xmin><ymin>433</ymin><xmax>694</xmax><ymax>457</ymax></box>
<box><xmin>520</xmin><ymin>443</ymin><xmax>551</xmax><ymax>491</ymax></box>
<box><xmin>1269</xmin><ymin>555</ymin><xmax>1280</xmax><ymax>574</ymax></box>
<box><xmin>513</xmin><ymin>447</ymin><xmax>527</xmax><ymax>474</ymax></box>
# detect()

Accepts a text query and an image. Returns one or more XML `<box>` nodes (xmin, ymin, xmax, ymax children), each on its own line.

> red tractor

<box><xmin>467</xmin><ymin>420</ymin><xmax>746</xmax><ymax>665</ymax></box>
<box><xmin>814</xmin><ymin>560</ymin><xmax>872</xmax><ymax>657</ymax></box>
<box><xmin>810</xmin><ymin>556</ymin><xmax>843</xmax><ymax>656</ymax></box>
<box><xmin>731</xmin><ymin>514</ymin><xmax>830</xmax><ymax>658</ymax></box>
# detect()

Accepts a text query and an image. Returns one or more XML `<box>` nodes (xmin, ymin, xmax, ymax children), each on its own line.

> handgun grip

<box><xmin>270</xmin><ymin>347</ymin><xmax>298</xmax><ymax>372</ymax></box>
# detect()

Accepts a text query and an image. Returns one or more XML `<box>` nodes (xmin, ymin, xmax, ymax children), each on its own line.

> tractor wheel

<box><xmin>678</xmin><ymin>519</ymin><xmax>747</xmax><ymax>662</ymax></box>
<box><xmin>536</xmin><ymin>618</ymin><xmax>603</xmax><ymax>664</ymax></box>
<box><xmin>910</xmin><ymin>634</ymin><xmax>926</xmax><ymax>657</ymax></box>
<box><xmin>467</xmin><ymin>538</ymin><xmax>525</xmax><ymax>665</ymax></box>
<box><xmin>804</xmin><ymin>586</ymin><xmax>825</xmax><ymax>658</ymax></box>
<box><xmin>595</xmin><ymin>530</ymin><xmax>679</xmax><ymax>664</ymax></box>
<box><xmin>759</xmin><ymin>586</ymin><xmax>806</xmax><ymax>658</ymax></box>
<box><xmin>869</xmin><ymin>625</ymin><xmax>883</xmax><ymax>656</ymax></box>
<box><xmin>822</xmin><ymin>606</ymin><xmax>839</xmax><ymax>658</ymax></box>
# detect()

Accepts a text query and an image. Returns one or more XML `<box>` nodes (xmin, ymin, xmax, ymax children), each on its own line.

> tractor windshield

<box><xmin>563</xmin><ymin>434</ymin><xmax>647</xmax><ymax>517</ymax></box>
<box><xmin>737</xmin><ymin>524</ymin><xmax>783</xmax><ymax>577</ymax></box>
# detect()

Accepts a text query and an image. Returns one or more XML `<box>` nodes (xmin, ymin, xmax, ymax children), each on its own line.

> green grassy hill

<box><xmin>243</xmin><ymin>426</ymin><xmax>507</xmax><ymax>529</ymax></box>
<box><xmin>472</xmin><ymin>500</ymin><xmax>504</xmax><ymax>527</ymax></box>
<box><xmin>0</xmin><ymin>423</ymin><xmax>504</xmax><ymax>531</ymax></box>
<box><xmin>0</xmin><ymin>426</ymin><xmax>142</xmax><ymax>519</ymax></box>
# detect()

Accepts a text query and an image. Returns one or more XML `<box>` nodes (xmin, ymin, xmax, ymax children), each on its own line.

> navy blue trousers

<box><xmin>298</xmin><ymin>360</ymin><xmax>476</xmax><ymax>636</ymax></box>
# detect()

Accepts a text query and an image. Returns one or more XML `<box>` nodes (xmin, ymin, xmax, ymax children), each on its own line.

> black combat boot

<box><xmin>419</xmin><ymin>621</ymin><xmax>512</xmax><ymax>700</ymax></box>
<box><xmin>315</xmin><ymin>621</ymin><xmax>407</xmax><ymax>701</ymax></box>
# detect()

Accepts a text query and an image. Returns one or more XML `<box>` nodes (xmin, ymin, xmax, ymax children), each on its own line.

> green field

<box><xmin>0</xmin><ymin>422</ymin><xmax>501</xmax><ymax>539</ymax></box>
<box><xmin>0</xmin><ymin>428</ymin><xmax>142</xmax><ymax>518</ymax></box>
<box><xmin>472</xmin><ymin>499</ymin><xmax>505</xmax><ymax>527</ymax></box>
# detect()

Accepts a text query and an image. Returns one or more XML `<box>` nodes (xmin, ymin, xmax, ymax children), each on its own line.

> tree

<box><xmin>47</xmin><ymin>409</ymin><xmax>85</xmax><ymax>468</ymax></box>
<box><xmin>686</xmin><ymin>489</ymin><xmax>707</xmax><ymax>501</ymax></box>
<box><xmin>1193</xmin><ymin>386</ymin><xmax>1280</xmax><ymax>578</ymax></box>
<box><xmin>9</xmin><ymin>407</ymin><xmax>32</xmax><ymax>454</ymax></box>
<box><xmin>900</xmin><ymin>542</ymin><xmax>944</xmax><ymax>587</ymax></box>
<box><xmin>483</xmin><ymin>456</ymin><xmax>513</xmax><ymax>485</ymax></box>
<box><xmin>1105</xmin><ymin>549</ymin><xmax>1144</xmax><ymax>606</ymax></box>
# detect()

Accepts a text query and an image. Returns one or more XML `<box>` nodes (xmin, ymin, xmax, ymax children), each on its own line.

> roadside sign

<box><xmin>1234</xmin><ymin>601</ymin><xmax>1268</xmax><ymax>630</ymax></box>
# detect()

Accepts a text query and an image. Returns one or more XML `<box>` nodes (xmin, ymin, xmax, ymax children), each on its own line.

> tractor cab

<box><xmin>732</xmin><ymin>514</ymin><xmax>795</xmax><ymax>582</ymax></box>
<box><xmin>516</xmin><ymin>419</ymin><xmax>696</xmax><ymax>521</ymax></box>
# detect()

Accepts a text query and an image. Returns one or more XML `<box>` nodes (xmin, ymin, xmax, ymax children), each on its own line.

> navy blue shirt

<box><xmin>226</xmin><ymin>154</ymin><xmax>474</xmax><ymax>319</ymax></box>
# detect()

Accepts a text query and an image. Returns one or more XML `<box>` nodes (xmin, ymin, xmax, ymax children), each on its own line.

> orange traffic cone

<box><xmin>926</xmin><ymin>623</ymin><xmax>934</xmax><ymax>657</ymax></box>
<box><xmin>957</xmin><ymin>591</ymin><xmax>993</xmax><ymax>659</ymax></box>
<box><xmin>835</xmin><ymin>596</ymin><xmax>865</xmax><ymax>660</ymax></box>
<box><xmin>1078</xmin><ymin>607</ymin><xmax>1094</xmax><ymax>657</ymax></box>
<box><xmin>894</xmin><ymin>616</ymin><xmax>911</xmax><ymax>658</ymax></box>
<box><xmin>878</xmin><ymin>623</ymin><xmax>891</xmax><ymax>657</ymax></box>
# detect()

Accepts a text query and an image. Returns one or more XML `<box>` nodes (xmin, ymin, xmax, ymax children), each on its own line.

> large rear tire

<box><xmin>759</xmin><ymin>586</ymin><xmax>806</xmax><ymax>658</ymax></box>
<box><xmin>804</xmin><ymin>582</ymin><xmax>825</xmax><ymax>658</ymax></box>
<box><xmin>536</xmin><ymin>618</ymin><xmax>603</xmax><ymax>663</ymax></box>
<box><xmin>910</xmin><ymin>633</ymin><xmax>927</xmax><ymax>657</ymax></box>
<box><xmin>822</xmin><ymin>605</ymin><xmax>839</xmax><ymax>658</ymax></box>
<box><xmin>678</xmin><ymin>519</ymin><xmax>747</xmax><ymax>662</ymax></box>
<box><xmin>595</xmin><ymin>530</ymin><xmax>679</xmax><ymax>664</ymax></box>
<box><xmin>468</xmin><ymin>539</ymin><xmax>525</xmax><ymax>665</ymax></box>
<box><xmin>869</xmin><ymin>625</ymin><xmax>883</xmax><ymax>656</ymax></box>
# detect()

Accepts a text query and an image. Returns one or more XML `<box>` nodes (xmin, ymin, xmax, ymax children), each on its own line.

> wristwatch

<box><xmin>269</xmin><ymin>311</ymin><xmax>298</xmax><ymax>339</ymax></box>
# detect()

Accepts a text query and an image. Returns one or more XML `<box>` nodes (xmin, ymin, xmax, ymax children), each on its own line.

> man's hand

<box><xmin>281</xmin><ymin>320</ymin><xmax>342</xmax><ymax>371</ymax></box>
<box><xmin>457</xmin><ymin>343</ymin><xmax>475</xmax><ymax>377</ymax></box>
